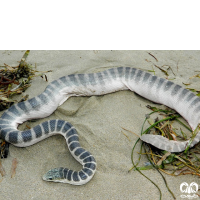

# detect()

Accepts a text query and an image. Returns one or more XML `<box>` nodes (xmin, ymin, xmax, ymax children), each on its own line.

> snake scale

<box><xmin>0</xmin><ymin>67</ymin><xmax>200</xmax><ymax>185</ymax></box>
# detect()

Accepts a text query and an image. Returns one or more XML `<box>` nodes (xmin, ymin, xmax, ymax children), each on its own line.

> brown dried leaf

<box><xmin>11</xmin><ymin>158</ymin><xmax>18</xmax><ymax>178</ymax></box>
<box><xmin>0</xmin><ymin>160</ymin><xmax>6</xmax><ymax>177</ymax></box>
<box><xmin>157</xmin><ymin>152</ymin><xmax>171</xmax><ymax>166</ymax></box>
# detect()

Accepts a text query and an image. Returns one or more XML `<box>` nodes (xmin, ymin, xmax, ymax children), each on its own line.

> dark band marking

<box><xmin>59</xmin><ymin>76</ymin><xmax>70</xmax><ymax>87</ymax></box>
<box><xmin>49</xmin><ymin>120</ymin><xmax>56</xmax><ymax>132</ymax></box>
<box><xmin>157</xmin><ymin>78</ymin><xmax>165</xmax><ymax>90</ymax></box>
<box><xmin>67</xmin><ymin>169</ymin><xmax>73</xmax><ymax>181</ymax></box>
<box><xmin>82</xmin><ymin>168</ymin><xmax>93</xmax><ymax>176</ymax></box>
<box><xmin>117</xmin><ymin>67</ymin><xmax>124</xmax><ymax>77</ymax></box>
<box><xmin>88</xmin><ymin>73</ymin><xmax>96</xmax><ymax>86</ymax></box>
<box><xmin>56</xmin><ymin>120</ymin><xmax>65</xmax><ymax>132</ymax></box>
<box><xmin>28</xmin><ymin>97</ymin><xmax>39</xmax><ymax>110</ymax></box>
<box><xmin>0</xmin><ymin>125</ymin><xmax>13</xmax><ymax>130</ymax></box>
<box><xmin>22</xmin><ymin>130</ymin><xmax>32</xmax><ymax>142</ymax></box>
<box><xmin>17</xmin><ymin>101</ymin><xmax>29</xmax><ymax>113</ymax></box>
<box><xmin>84</xmin><ymin>163</ymin><xmax>96</xmax><ymax>170</ymax></box>
<box><xmin>43</xmin><ymin>89</ymin><xmax>56</xmax><ymax>102</ymax></box>
<box><xmin>108</xmin><ymin>68</ymin><xmax>116</xmax><ymax>79</ymax></box>
<box><xmin>194</xmin><ymin>105</ymin><xmax>200</xmax><ymax>113</ymax></box>
<box><xmin>130</xmin><ymin>68</ymin><xmax>137</xmax><ymax>79</ymax></box>
<box><xmin>38</xmin><ymin>93</ymin><xmax>49</xmax><ymax>105</ymax></box>
<box><xmin>8</xmin><ymin>105</ymin><xmax>20</xmax><ymax>117</ymax></box>
<box><xmin>143</xmin><ymin>72</ymin><xmax>151</xmax><ymax>83</ymax></box>
<box><xmin>68</xmin><ymin>74</ymin><xmax>78</xmax><ymax>86</ymax></box>
<box><xmin>69</xmin><ymin>142</ymin><xmax>80</xmax><ymax>151</ymax></box>
<box><xmin>72</xmin><ymin>171</ymin><xmax>80</xmax><ymax>182</ymax></box>
<box><xmin>186</xmin><ymin>93</ymin><xmax>196</xmax><ymax>102</ymax></box>
<box><xmin>179</xmin><ymin>89</ymin><xmax>190</xmax><ymax>101</ymax></box>
<box><xmin>51</xmin><ymin>80</ymin><xmax>61</xmax><ymax>89</ymax></box>
<box><xmin>63</xmin><ymin>168</ymin><xmax>68</xmax><ymax>179</ymax></box>
<box><xmin>9</xmin><ymin>131</ymin><xmax>18</xmax><ymax>144</ymax></box>
<box><xmin>42</xmin><ymin>121</ymin><xmax>49</xmax><ymax>134</ymax></box>
<box><xmin>1</xmin><ymin>112</ymin><xmax>15</xmax><ymax>121</ymax></box>
<box><xmin>45</xmin><ymin>84</ymin><xmax>57</xmax><ymax>93</ymax></box>
<box><xmin>33</xmin><ymin>125</ymin><xmax>42</xmax><ymax>138</ymax></box>
<box><xmin>190</xmin><ymin>97</ymin><xmax>200</xmax><ymax>107</ymax></box>
<box><xmin>0</xmin><ymin>119</ymin><xmax>11</xmax><ymax>125</ymax></box>
<box><xmin>83</xmin><ymin>156</ymin><xmax>96</xmax><ymax>163</ymax></box>
<box><xmin>80</xmin><ymin>151</ymin><xmax>90</xmax><ymax>159</ymax></box>
<box><xmin>78</xmin><ymin>74</ymin><xmax>87</xmax><ymax>86</ymax></box>
<box><xmin>135</xmin><ymin>70</ymin><xmax>143</xmax><ymax>83</ymax></box>
<box><xmin>97</xmin><ymin>72</ymin><xmax>105</xmax><ymax>85</ymax></box>
<box><xmin>171</xmin><ymin>85</ymin><xmax>182</xmax><ymax>96</ymax></box>
<box><xmin>125</xmin><ymin>67</ymin><xmax>131</xmax><ymax>80</ymax></box>
<box><xmin>149</xmin><ymin>76</ymin><xmax>157</xmax><ymax>87</ymax></box>
<box><xmin>66</xmin><ymin>128</ymin><xmax>77</xmax><ymax>138</ymax></box>
<box><xmin>62</xmin><ymin>122</ymin><xmax>72</xmax><ymax>133</ymax></box>
<box><xmin>1</xmin><ymin>128</ymin><xmax>15</xmax><ymax>139</ymax></box>
<box><xmin>79</xmin><ymin>171</ymin><xmax>87</xmax><ymax>180</ymax></box>
<box><xmin>68</xmin><ymin>135</ymin><xmax>79</xmax><ymax>144</ymax></box>
<box><xmin>58</xmin><ymin>167</ymin><xmax>64</xmax><ymax>179</ymax></box>
<box><xmin>164</xmin><ymin>81</ymin><xmax>174</xmax><ymax>91</ymax></box>
<box><xmin>74</xmin><ymin>148</ymin><xmax>85</xmax><ymax>156</ymax></box>
<box><xmin>103</xmin><ymin>70</ymin><xmax>111</xmax><ymax>81</ymax></box>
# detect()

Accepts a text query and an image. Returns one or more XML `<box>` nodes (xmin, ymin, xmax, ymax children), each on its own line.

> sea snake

<box><xmin>0</xmin><ymin>67</ymin><xmax>200</xmax><ymax>185</ymax></box>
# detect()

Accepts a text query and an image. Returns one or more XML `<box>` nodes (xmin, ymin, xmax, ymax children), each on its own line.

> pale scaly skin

<box><xmin>0</xmin><ymin>67</ymin><xmax>200</xmax><ymax>184</ymax></box>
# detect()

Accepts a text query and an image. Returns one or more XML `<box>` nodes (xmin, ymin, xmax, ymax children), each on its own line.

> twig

<box><xmin>147</xmin><ymin>52</ymin><xmax>158</xmax><ymax>62</ymax></box>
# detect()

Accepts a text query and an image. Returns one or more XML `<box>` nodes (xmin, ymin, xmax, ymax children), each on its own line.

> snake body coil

<box><xmin>0</xmin><ymin>67</ymin><xmax>200</xmax><ymax>184</ymax></box>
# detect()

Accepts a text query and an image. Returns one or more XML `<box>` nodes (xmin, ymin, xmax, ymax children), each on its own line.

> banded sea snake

<box><xmin>0</xmin><ymin>67</ymin><xmax>200</xmax><ymax>185</ymax></box>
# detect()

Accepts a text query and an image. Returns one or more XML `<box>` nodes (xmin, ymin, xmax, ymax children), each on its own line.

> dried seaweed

<box><xmin>145</xmin><ymin>58</ymin><xmax>176</xmax><ymax>77</ymax></box>
<box><xmin>0</xmin><ymin>141</ymin><xmax>9</xmax><ymax>158</ymax></box>
<box><xmin>0</xmin><ymin>50</ymin><xmax>52</xmax><ymax>111</ymax></box>
<box><xmin>186</xmin><ymin>88</ymin><xmax>200</xmax><ymax>97</ymax></box>
<box><xmin>147</xmin><ymin>52</ymin><xmax>158</xmax><ymax>62</ymax></box>
<box><xmin>183</xmin><ymin>73</ymin><xmax>200</xmax><ymax>96</ymax></box>
<box><xmin>0</xmin><ymin>51</ymin><xmax>52</xmax><ymax>172</ymax></box>
<box><xmin>128</xmin><ymin>105</ymin><xmax>200</xmax><ymax>199</ymax></box>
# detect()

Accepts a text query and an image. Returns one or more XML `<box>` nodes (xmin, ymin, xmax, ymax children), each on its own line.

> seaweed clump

<box><xmin>0</xmin><ymin>50</ymin><xmax>51</xmax><ymax>111</ymax></box>
<box><xmin>0</xmin><ymin>50</ymin><xmax>51</xmax><ymax>159</ymax></box>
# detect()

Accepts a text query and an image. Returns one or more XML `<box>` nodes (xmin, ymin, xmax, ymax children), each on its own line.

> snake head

<box><xmin>42</xmin><ymin>167</ymin><xmax>64</xmax><ymax>182</ymax></box>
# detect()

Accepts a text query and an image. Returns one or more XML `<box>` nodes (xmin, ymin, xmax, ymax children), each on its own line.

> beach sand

<box><xmin>0</xmin><ymin>50</ymin><xmax>200</xmax><ymax>200</ymax></box>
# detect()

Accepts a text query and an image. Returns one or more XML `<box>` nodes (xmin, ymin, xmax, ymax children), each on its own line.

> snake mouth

<box><xmin>42</xmin><ymin>175</ymin><xmax>52</xmax><ymax>181</ymax></box>
<box><xmin>42</xmin><ymin>168</ymin><xmax>62</xmax><ymax>182</ymax></box>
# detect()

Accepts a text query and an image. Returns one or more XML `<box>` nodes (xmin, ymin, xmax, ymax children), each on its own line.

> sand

<box><xmin>0</xmin><ymin>50</ymin><xmax>200</xmax><ymax>200</ymax></box>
